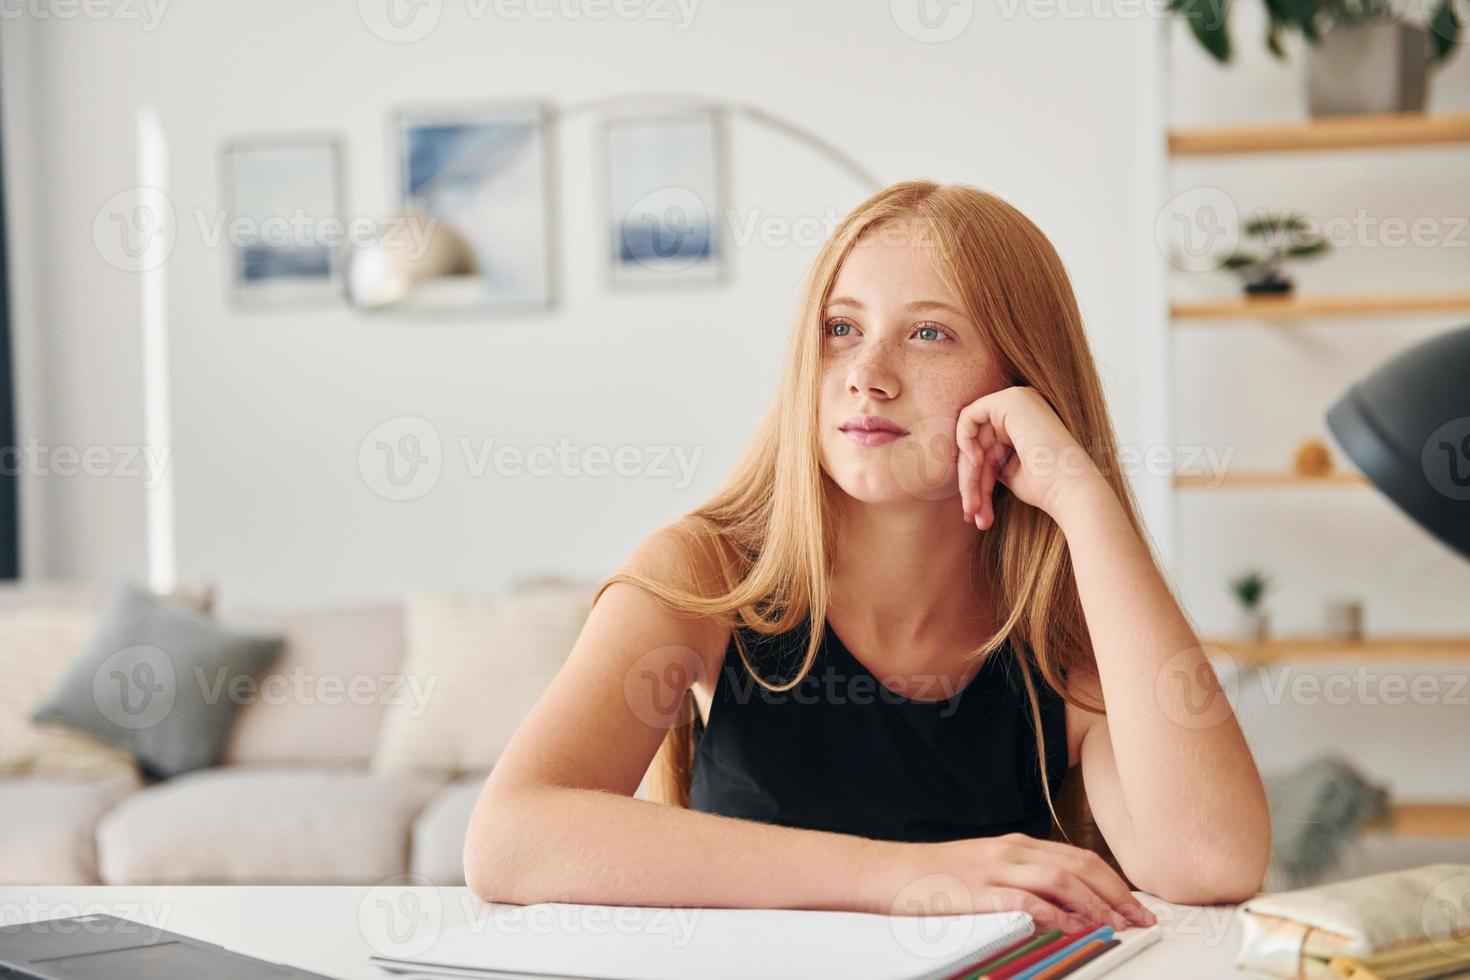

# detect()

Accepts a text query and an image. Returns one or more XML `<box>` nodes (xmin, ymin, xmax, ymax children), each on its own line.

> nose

<box><xmin>846</xmin><ymin>341</ymin><xmax>900</xmax><ymax>401</ymax></box>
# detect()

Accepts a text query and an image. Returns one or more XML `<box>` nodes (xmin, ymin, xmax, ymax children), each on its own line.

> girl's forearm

<box><xmin>465</xmin><ymin>784</ymin><xmax>894</xmax><ymax>912</ymax></box>
<box><xmin>1052</xmin><ymin>478</ymin><xmax>1270</xmax><ymax>883</ymax></box>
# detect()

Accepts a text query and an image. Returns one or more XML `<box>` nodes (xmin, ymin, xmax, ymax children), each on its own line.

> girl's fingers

<box><xmin>957</xmin><ymin>405</ymin><xmax>1017</xmax><ymax>529</ymax></box>
<box><xmin>960</xmin><ymin>425</ymin><xmax>985</xmax><ymax>522</ymax></box>
<box><xmin>1012</xmin><ymin>840</ymin><xmax>1150</xmax><ymax>925</ymax></box>
<box><xmin>956</xmin><ymin>442</ymin><xmax>975</xmax><ymax>521</ymax></box>
<box><xmin>976</xmin><ymin>438</ymin><xmax>1010</xmax><ymax>530</ymax></box>
<box><xmin>970</xmin><ymin>422</ymin><xmax>999</xmax><ymax>522</ymax></box>
<box><xmin>974</xmin><ymin>887</ymin><xmax>1068</xmax><ymax>932</ymax></box>
<box><xmin>958</xmin><ymin>395</ymin><xmax>1015</xmax><ymax>463</ymax></box>
<box><xmin>970</xmin><ymin>442</ymin><xmax>988</xmax><ymax>524</ymax></box>
<box><xmin>977</xmin><ymin>445</ymin><xmax>998</xmax><ymax>530</ymax></box>
<box><xmin>1000</xmin><ymin>447</ymin><xmax>1020</xmax><ymax>483</ymax></box>
<box><xmin>999</xmin><ymin>864</ymin><xmax>1121</xmax><ymax>931</ymax></box>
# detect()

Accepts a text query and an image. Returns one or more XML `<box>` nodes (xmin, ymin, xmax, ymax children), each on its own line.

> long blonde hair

<box><xmin>595</xmin><ymin>180</ymin><xmax>1152</xmax><ymax>855</ymax></box>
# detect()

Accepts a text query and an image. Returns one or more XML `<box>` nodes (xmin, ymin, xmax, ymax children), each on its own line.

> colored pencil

<box><xmin>1033</xmin><ymin>938</ymin><xmax>1119</xmax><ymax>979</ymax></box>
<box><xmin>996</xmin><ymin>924</ymin><xmax>1114</xmax><ymax>980</ymax></box>
<box><xmin>943</xmin><ymin>929</ymin><xmax>1060</xmax><ymax>980</ymax></box>
<box><xmin>981</xmin><ymin>925</ymin><xmax>1108</xmax><ymax>979</ymax></box>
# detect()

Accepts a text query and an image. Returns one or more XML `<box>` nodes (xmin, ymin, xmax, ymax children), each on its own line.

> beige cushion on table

<box><xmin>371</xmin><ymin>583</ymin><xmax>595</xmax><ymax>777</ymax></box>
<box><xmin>95</xmin><ymin>767</ymin><xmax>445</xmax><ymax>884</ymax></box>
<box><xmin>0</xmin><ymin>772</ymin><xmax>141</xmax><ymax>883</ymax></box>
<box><xmin>222</xmin><ymin>604</ymin><xmax>407</xmax><ymax>767</ymax></box>
<box><xmin>410</xmin><ymin>773</ymin><xmax>489</xmax><ymax>885</ymax></box>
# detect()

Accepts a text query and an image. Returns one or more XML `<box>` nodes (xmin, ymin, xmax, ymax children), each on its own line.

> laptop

<box><xmin>0</xmin><ymin>913</ymin><xmax>338</xmax><ymax>979</ymax></box>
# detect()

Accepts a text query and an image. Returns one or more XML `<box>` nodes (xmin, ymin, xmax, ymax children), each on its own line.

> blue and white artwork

<box><xmin>605</xmin><ymin>111</ymin><xmax>727</xmax><ymax>287</ymax></box>
<box><xmin>396</xmin><ymin>103</ymin><xmax>555</xmax><ymax>311</ymax></box>
<box><xmin>223</xmin><ymin>136</ymin><xmax>344</xmax><ymax>309</ymax></box>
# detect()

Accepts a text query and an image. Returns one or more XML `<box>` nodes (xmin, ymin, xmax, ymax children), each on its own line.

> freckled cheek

<box><xmin>818</xmin><ymin>358</ymin><xmax>852</xmax><ymax>403</ymax></box>
<box><xmin>908</xmin><ymin>364</ymin><xmax>983</xmax><ymax>423</ymax></box>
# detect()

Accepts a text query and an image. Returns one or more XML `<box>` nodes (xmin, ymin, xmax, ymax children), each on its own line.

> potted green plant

<box><xmin>1169</xmin><ymin>0</ymin><xmax>1464</xmax><ymax>115</ymax></box>
<box><xmin>1218</xmin><ymin>212</ymin><xmax>1330</xmax><ymax>295</ymax></box>
<box><xmin>1229</xmin><ymin>569</ymin><xmax>1273</xmax><ymax>641</ymax></box>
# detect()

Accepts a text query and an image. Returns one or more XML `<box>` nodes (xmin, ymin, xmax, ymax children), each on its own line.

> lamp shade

<box><xmin>1326</xmin><ymin>324</ymin><xmax>1470</xmax><ymax>562</ymax></box>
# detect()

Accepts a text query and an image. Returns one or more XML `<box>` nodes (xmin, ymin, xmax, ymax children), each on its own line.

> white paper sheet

<box><xmin>370</xmin><ymin>902</ymin><xmax>1035</xmax><ymax>980</ymax></box>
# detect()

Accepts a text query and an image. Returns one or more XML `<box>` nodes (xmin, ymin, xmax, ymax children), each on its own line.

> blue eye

<box><xmin>914</xmin><ymin>323</ymin><xmax>951</xmax><ymax>342</ymax></box>
<box><xmin>826</xmin><ymin>319</ymin><xmax>855</xmax><ymax>337</ymax></box>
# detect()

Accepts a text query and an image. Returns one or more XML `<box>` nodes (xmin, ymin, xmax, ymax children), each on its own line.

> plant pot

<box><xmin>1238</xmin><ymin>609</ymin><xmax>1270</xmax><ymax>643</ymax></box>
<box><xmin>1244</xmin><ymin>273</ymin><xmax>1294</xmax><ymax>296</ymax></box>
<box><xmin>1305</xmin><ymin>21</ymin><xmax>1433</xmax><ymax>117</ymax></box>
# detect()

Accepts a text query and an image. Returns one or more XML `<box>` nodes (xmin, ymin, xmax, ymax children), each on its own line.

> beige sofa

<box><xmin>8</xmin><ymin>580</ymin><xmax>1467</xmax><ymax>891</ymax></box>
<box><xmin>0</xmin><ymin>579</ymin><xmax>601</xmax><ymax>886</ymax></box>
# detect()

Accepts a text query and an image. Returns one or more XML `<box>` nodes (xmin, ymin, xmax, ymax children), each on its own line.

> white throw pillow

<box><xmin>0</xmin><ymin>606</ymin><xmax>138</xmax><ymax>778</ymax></box>
<box><xmin>371</xmin><ymin>583</ymin><xmax>595</xmax><ymax>776</ymax></box>
<box><xmin>0</xmin><ymin>583</ymin><xmax>212</xmax><ymax>779</ymax></box>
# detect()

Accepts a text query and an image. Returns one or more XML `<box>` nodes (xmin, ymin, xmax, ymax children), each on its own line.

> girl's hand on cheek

<box><xmin>955</xmin><ymin>385</ymin><xmax>1108</xmax><ymax>530</ymax></box>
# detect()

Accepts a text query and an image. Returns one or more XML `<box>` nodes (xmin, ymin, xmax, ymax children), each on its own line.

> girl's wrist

<box><xmin>854</xmin><ymin>836</ymin><xmax>921</xmax><ymax>915</ymax></box>
<box><xmin>1046</xmin><ymin>469</ymin><xmax>1117</xmax><ymax>534</ymax></box>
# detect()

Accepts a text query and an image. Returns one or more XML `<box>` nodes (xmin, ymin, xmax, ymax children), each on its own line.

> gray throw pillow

<box><xmin>32</xmin><ymin>583</ymin><xmax>284</xmax><ymax>779</ymax></box>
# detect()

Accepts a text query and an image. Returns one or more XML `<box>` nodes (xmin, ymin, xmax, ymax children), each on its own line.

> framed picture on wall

<box><xmin>392</xmin><ymin>101</ymin><xmax>558</xmax><ymax>314</ymax></box>
<box><xmin>220</xmin><ymin>134</ymin><xmax>347</xmax><ymax>310</ymax></box>
<box><xmin>602</xmin><ymin>109</ymin><xmax>730</xmax><ymax>289</ymax></box>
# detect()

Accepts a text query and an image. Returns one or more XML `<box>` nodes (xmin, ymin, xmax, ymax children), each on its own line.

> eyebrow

<box><xmin>825</xmin><ymin>296</ymin><xmax>969</xmax><ymax>318</ymax></box>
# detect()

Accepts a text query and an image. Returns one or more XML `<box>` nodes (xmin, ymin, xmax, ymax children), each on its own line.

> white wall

<box><xmin>2</xmin><ymin>0</ymin><xmax>1169</xmax><ymax>611</ymax></box>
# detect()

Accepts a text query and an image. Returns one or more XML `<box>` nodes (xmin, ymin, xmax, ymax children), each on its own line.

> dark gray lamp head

<box><xmin>1326</xmin><ymin>324</ymin><xmax>1470</xmax><ymax>563</ymax></box>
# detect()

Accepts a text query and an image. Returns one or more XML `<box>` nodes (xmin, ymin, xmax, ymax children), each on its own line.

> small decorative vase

<box><xmin>1305</xmin><ymin>21</ymin><xmax>1433</xmax><ymax>117</ymax></box>
<box><xmin>1239</xmin><ymin>609</ymin><xmax>1270</xmax><ymax>642</ymax></box>
<box><xmin>1325</xmin><ymin>600</ymin><xmax>1365</xmax><ymax>642</ymax></box>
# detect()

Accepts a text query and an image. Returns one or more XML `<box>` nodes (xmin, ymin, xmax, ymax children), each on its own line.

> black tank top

<box><xmin>689</xmin><ymin>615</ymin><xmax>1070</xmax><ymax>843</ymax></box>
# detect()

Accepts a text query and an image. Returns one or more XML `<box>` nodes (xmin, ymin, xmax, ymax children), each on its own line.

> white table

<box><xmin>0</xmin><ymin>886</ymin><xmax>1248</xmax><ymax>979</ymax></box>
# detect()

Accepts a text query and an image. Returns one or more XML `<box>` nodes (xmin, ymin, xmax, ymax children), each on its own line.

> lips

<box><xmin>841</xmin><ymin>414</ymin><xmax>908</xmax><ymax>434</ymax></box>
<box><xmin>840</xmin><ymin>414</ymin><xmax>909</xmax><ymax>447</ymax></box>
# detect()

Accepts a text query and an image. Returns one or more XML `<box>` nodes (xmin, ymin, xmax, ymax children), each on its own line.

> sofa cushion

<box><xmin>410</xmin><ymin>773</ymin><xmax>489</xmax><ymax>885</ymax></box>
<box><xmin>222</xmin><ymin>604</ymin><xmax>407</xmax><ymax>767</ymax></box>
<box><xmin>32</xmin><ymin>585</ymin><xmax>284</xmax><ymax>779</ymax></box>
<box><xmin>0</xmin><ymin>582</ymin><xmax>212</xmax><ymax>779</ymax></box>
<box><xmin>372</xmin><ymin>583</ymin><xmax>594</xmax><ymax>777</ymax></box>
<box><xmin>95</xmin><ymin>767</ymin><xmax>445</xmax><ymax>884</ymax></box>
<box><xmin>0</xmin><ymin>773</ymin><xmax>141</xmax><ymax>883</ymax></box>
<box><xmin>0</xmin><ymin>605</ymin><xmax>139</xmax><ymax>779</ymax></box>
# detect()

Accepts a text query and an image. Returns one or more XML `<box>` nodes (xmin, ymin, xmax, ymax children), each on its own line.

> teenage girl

<box><xmin>464</xmin><ymin>181</ymin><xmax>1270</xmax><ymax>930</ymax></box>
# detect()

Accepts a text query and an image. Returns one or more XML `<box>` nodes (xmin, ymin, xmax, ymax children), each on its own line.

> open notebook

<box><xmin>370</xmin><ymin>902</ymin><xmax>1035</xmax><ymax>980</ymax></box>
